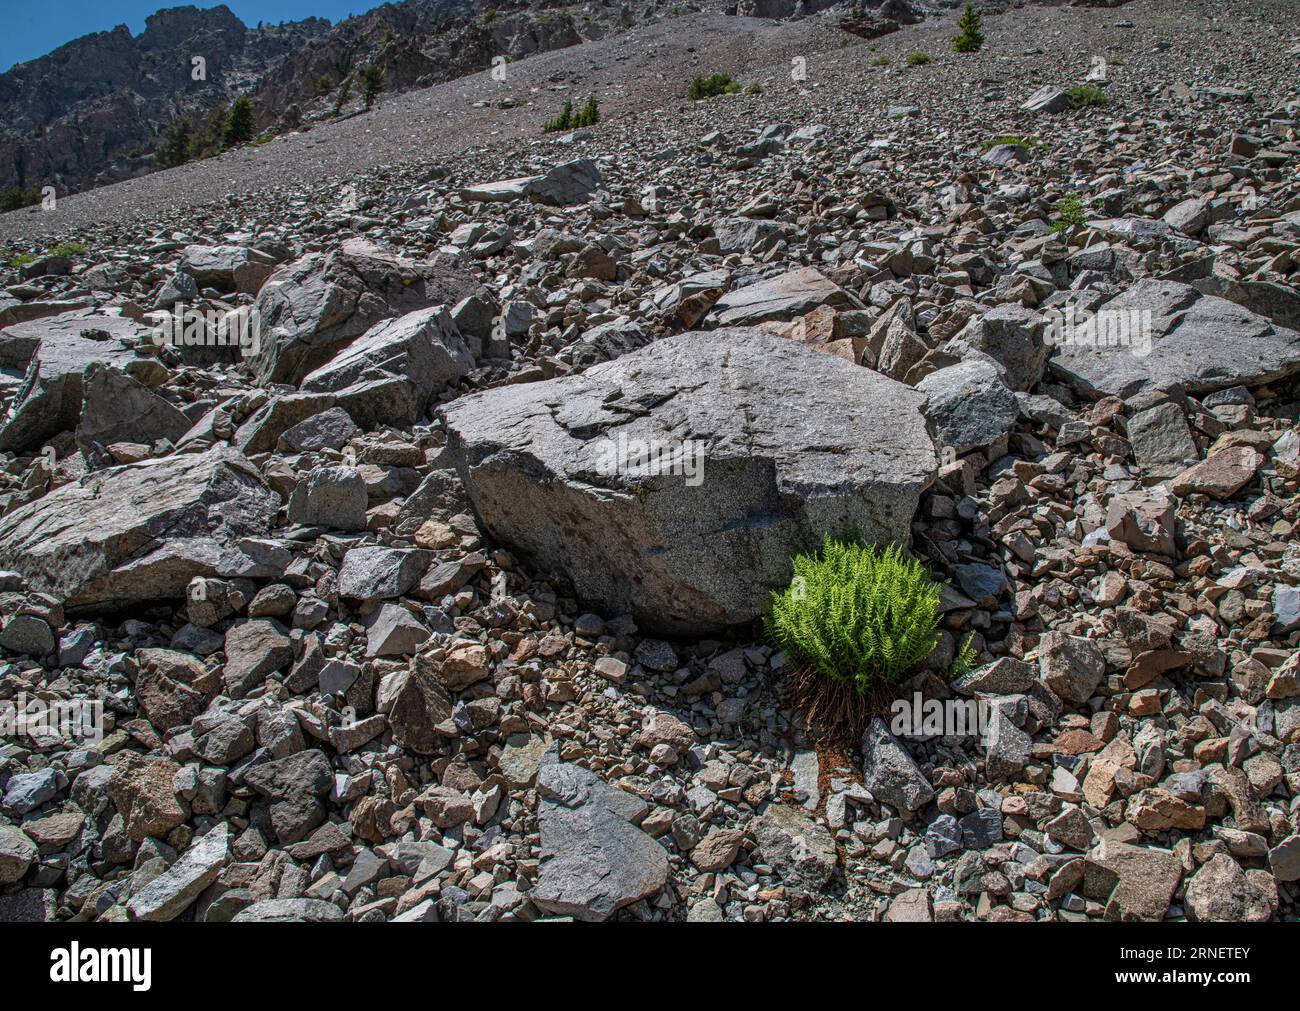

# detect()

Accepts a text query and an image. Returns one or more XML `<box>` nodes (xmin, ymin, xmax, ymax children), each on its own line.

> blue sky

<box><xmin>3</xmin><ymin>1</ymin><xmax>368</xmax><ymax>72</ymax></box>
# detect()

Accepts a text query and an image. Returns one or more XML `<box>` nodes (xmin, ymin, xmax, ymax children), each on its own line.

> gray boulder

<box><xmin>949</xmin><ymin>304</ymin><xmax>1052</xmax><ymax>391</ymax></box>
<box><xmin>75</xmin><ymin>363</ymin><xmax>191</xmax><ymax>453</ymax></box>
<box><xmin>182</xmin><ymin>244</ymin><xmax>277</xmax><ymax>295</ymax></box>
<box><xmin>441</xmin><ymin>330</ymin><xmax>935</xmax><ymax>635</ymax></box>
<box><xmin>713</xmin><ymin>217</ymin><xmax>784</xmax><ymax>254</ymax></box>
<box><xmin>0</xmin><ymin>313</ymin><xmax>139</xmax><ymax>452</ymax></box>
<box><xmin>299</xmin><ymin>306</ymin><xmax>473</xmax><ymax>428</ymax></box>
<box><xmin>917</xmin><ymin>357</ymin><xmax>1018</xmax><ymax>454</ymax></box>
<box><xmin>862</xmin><ymin>718</ymin><xmax>935</xmax><ymax>815</ymax></box>
<box><xmin>127</xmin><ymin>823</ymin><xmax>229</xmax><ymax>922</ymax></box>
<box><xmin>1126</xmin><ymin>401</ymin><xmax>1198</xmax><ymax>474</ymax></box>
<box><xmin>277</xmin><ymin>406</ymin><xmax>360</xmax><ymax>453</ymax></box>
<box><xmin>461</xmin><ymin>158</ymin><xmax>603</xmax><ymax>207</ymax></box>
<box><xmin>1021</xmin><ymin>85</ymin><xmax>1070</xmax><ymax>114</ymax></box>
<box><xmin>531</xmin><ymin>754</ymin><xmax>668</xmax><ymax>921</ymax></box>
<box><xmin>242</xmin><ymin>750</ymin><xmax>333</xmax><ymax>845</ymax></box>
<box><xmin>287</xmin><ymin>466</ymin><xmax>368</xmax><ymax>531</ymax></box>
<box><xmin>1184</xmin><ymin>853</ymin><xmax>1276</xmax><ymax>922</ymax></box>
<box><xmin>557</xmin><ymin>317</ymin><xmax>655</xmax><ymax>368</ymax></box>
<box><xmin>1038</xmin><ymin>631</ymin><xmax>1106</xmax><ymax>706</ymax></box>
<box><xmin>708</xmin><ymin>267</ymin><xmax>856</xmax><ymax>326</ymax></box>
<box><xmin>0</xmin><ymin>449</ymin><xmax>278</xmax><ymax>611</ymax></box>
<box><xmin>1050</xmin><ymin>279</ymin><xmax>1300</xmax><ymax>397</ymax></box>
<box><xmin>753</xmin><ymin>804</ymin><xmax>837</xmax><ymax>890</ymax></box>
<box><xmin>231</xmin><ymin>898</ymin><xmax>344</xmax><ymax>922</ymax></box>
<box><xmin>338</xmin><ymin>547</ymin><xmax>429</xmax><ymax>600</ymax></box>
<box><xmin>248</xmin><ymin>239</ymin><xmax>484</xmax><ymax>386</ymax></box>
<box><xmin>0</xmin><ymin>826</ymin><xmax>37</xmax><ymax>885</ymax></box>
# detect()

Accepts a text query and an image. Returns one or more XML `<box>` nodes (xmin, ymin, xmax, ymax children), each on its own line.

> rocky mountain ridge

<box><xmin>0</xmin><ymin>0</ymin><xmax>693</xmax><ymax>199</ymax></box>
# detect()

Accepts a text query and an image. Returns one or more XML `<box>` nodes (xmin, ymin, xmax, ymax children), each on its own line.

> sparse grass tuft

<box><xmin>1050</xmin><ymin>192</ymin><xmax>1090</xmax><ymax>233</ymax></box>
<box><xmin>1065</xmin><ymin>84</ymin><xmax>1108</xmax><ymax>108</ymax></box>
<box><xmin>981</xmin><ymin>134</ymin><xmax>1038</xmax><ymax>151</ymax></box>
<box><xmin>688</xmin><ymin>74</ymin><xmax>741</xmax><ymax>100</ymax></box>
<box><xmin>3</xmin><ymin>241</ymin><xmax>84</xmax><ymax>270</ymax></box>
<box><xmin>906</xmin><ymin>52</ymin><xmax>931</xmax><ymax>67</ymax></box>
<box><xmin>871</xmin><ymin>54</ymin><xmax>891</xmax><ymax>67</ymax></box>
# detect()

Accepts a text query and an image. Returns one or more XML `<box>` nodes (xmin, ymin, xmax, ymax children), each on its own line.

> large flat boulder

<box><xmin>0</xmin><ymin>449</ymin><xmax>278</xmax><ymax>612</ymax></box>
<box><xmin>442</xmin><ymin>329</ymin><xmax>935</xmax><ymax>635</ymax></box>
<box><xmin>461</xmin><ymin>159</ymin><xmax>603</xmax><ymax>207</ymax></box>
<box><xmin>1050</xmin><ymin>279</ymin><xmax>1300</xmax><ymax>397</ymax></box>
<box><xmin>247</xmin><ymin>239</ymin><xmax>484</xmax><ymax>387</ymax></box>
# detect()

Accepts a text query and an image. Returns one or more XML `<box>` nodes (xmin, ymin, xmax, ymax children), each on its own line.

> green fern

<box><xmin>765</xmin><ymin>537</ymin><xmax>942</xmax><ymax>694</ymax></box>
<box><xmin>947</xmin><ymin>632</ymin><xmax>978</xmax><ymax>680</ymax></box>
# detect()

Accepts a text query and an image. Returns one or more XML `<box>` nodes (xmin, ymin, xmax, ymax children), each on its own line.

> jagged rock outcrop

<box><xmin>247</xmin><ymin>239</ymin><xmax>485</xmax><ymax>387</ymax></box>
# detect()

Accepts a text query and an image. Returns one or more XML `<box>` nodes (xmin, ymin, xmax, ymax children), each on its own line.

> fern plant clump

<box><xmin>765</xmin><ymin>538</ymin><xmax>943</xmax><ymax>734</ymax></box>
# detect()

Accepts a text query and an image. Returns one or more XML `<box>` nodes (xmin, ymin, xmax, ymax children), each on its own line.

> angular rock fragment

<box><xmin>0</xmin><ymin>449</ymin><xmax>277</xmax><ymax>611</ymax></box>
<box><xmin>1082</xmin><ymin>838</ymin><xmax>1182</xmax><ymax>922</ymax></box>
<box><xmin>1051</xmin><ymin>280</ymin><xmax>1300</xmax><ymax>397</ymax></box>
<box><xmin>127</xmin><ymin>823</ymin><xmax>229</xmax><ymax>922</ymax></box>
<box><xmin>0</xmin><ymin>314</ymin><xmax>139</xmax><ymax>452</ymax></box>
<box><xmin>532</xmin><ymin>755</ymin><xmax>668</xmax><ymax>921</ymax></box>
<box><xmin>287</xmin><ymin>466</ymin><xmax>368</xmax><ymax>531</ymax></box>
<box><xmin>462</xmin><ymin>158</ymin><xmax>603</xmax><ymax>206</ymax></box>
<box><xmin>242</xmin><ymin>750</ymin><xmax>333</xmax><ymax>845</ymax></box>
<box><xmin>918</xmin><ymin>358</ymin><xmax>1018</xmax><ymax>454</ymax></box>
<box><xmin>248</xmin><ymin>239</ymin><xmax>484</xmax><ymax>386</ymax></box>
<box><xmin>75</xmin><ymin>362</ymin><xmax>191</xmax><ymax>453</ymax></box>
<box><xmin>1185</xmin><ymin>854</ymin><xmax>1276</xmax><ymax>922</ymax></box>
<box><xmin>861</xmin><ymin>717</ymin><xmax>935</xmax><ymax>815</ymax></box>
<box><xmin>1038</xmin><ymin>632</ymin><xmax>1106</xmax><ymax>706</ymax></box>
<box><xmin>753</xmin><ymin>803</ymin><xmax>837</xmax><ymax>890</ymax></box>
<box><xmin>708</xmin><ymin>267</ymin><xmax>856</xmax><ymax>327</ymax></box>
<box><xmin>299</xmin><ymin>307</ymin><xmax>473</xmax><ymax>428</ymax></box>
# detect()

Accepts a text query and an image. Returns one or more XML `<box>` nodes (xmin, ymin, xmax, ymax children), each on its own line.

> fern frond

<box><xmin>763</xmin><ymin>536</ymin><xmax>945</xmax><ymax>696</ymax></box>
